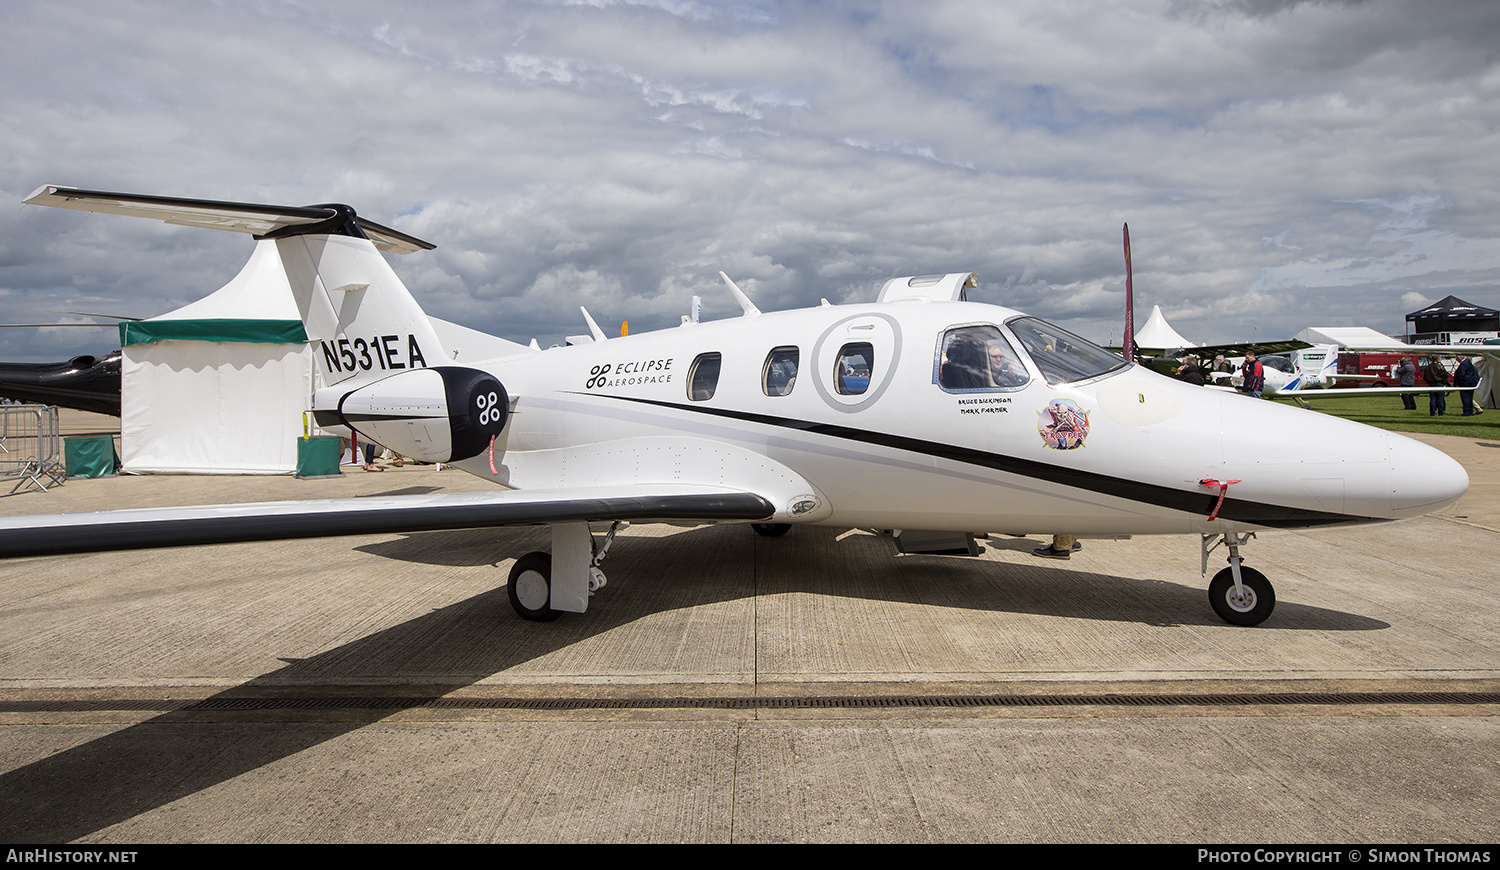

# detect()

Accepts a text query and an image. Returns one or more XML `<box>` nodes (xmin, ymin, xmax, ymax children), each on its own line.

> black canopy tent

<box><xmin>1406</xmin><ymin>295</ymin><xmax>1499</xmax><ymax>343</ymax></box>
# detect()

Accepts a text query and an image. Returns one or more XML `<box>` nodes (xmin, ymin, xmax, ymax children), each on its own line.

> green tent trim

<box><xmin>121</xmin><ymin>319</ymin><xmax>309</xmax><ymax>346</ymax></box>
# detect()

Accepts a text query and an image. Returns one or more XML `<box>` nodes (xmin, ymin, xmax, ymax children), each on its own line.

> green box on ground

<box><xmin>296</xmin><ymin>435</ymin><xmax>344</xmax><ymax>479</ymax></box>
<box><xmin>64</xmin><ymin>435</ymin><xmax>119</xmax><ymax>478</ymax></box>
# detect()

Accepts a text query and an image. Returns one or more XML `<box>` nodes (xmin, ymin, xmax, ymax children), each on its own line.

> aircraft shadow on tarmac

<box><xmin>0</xmin><ymin>523</ymin><xmax>1387</xmax><ymax>842</ymax></box>
<box><xmin>356</xmin><ymin>485</ymin><xmax>447</xmax><ymax>497</ymax></box>
<box><xmin>355</xmin><ymin>522</ymin><xmax>1390</xmax><ymax>631</ymax></box>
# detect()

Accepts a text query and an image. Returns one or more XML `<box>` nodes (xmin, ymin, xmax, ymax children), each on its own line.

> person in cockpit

<box><xmin>986</xmin><ymin>341</ymin><xmax>1027</xmax><ymax>388</ymax></box>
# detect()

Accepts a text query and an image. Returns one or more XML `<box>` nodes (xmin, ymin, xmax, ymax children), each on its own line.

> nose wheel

<box><xmin>1208</xmin><ymin>565</ymin><xmax>1275</xmax><ymax>626</ymax></box>
<box><xmin>1201</xmin><ymin>531</ymin><xmax>1276</xmax><ymax>626</ymax></box>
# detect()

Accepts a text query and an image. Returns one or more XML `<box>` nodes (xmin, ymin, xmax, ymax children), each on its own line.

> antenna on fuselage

<box><xmin>719</xmin><ymin>272</ymin><xmax>761</xmax><ymax>317</ymax></box>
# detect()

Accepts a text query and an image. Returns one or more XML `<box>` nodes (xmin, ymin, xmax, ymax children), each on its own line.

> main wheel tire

<box><xmin>1208</xmin><ymin>566</ymin><xmax>1275</xmax><ymax>626</ymax></box>
<box><xmin>507</xmin><ymin>552</ymin><xmax>562</xmax><ymax>621</ymax></box>
<box><xmin>751</xmin><ymin>523</ymin><xmax>792</xmax><ymax>537</ymax></box>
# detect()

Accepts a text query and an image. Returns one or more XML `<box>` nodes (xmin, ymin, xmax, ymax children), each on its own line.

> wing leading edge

<box><xmin>0</xmin><ymin>485</ymin><xmax>774</xmax><ymax>558</ymax></box>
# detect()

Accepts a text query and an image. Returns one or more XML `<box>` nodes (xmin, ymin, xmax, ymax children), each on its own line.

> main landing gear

<box><xmin>506</xmin><ymin>521</ymin><xmax>622</xmax><ymax>621</ymax></box>
<box><xmin>507</xmin><ymin>552</ymin><xmax>562</xmax><ymax>621</ymax></box>
<box><xmin>1202</xmin><ymin>531</ymin><xmax>1275</xmax><ymax>626</ymax></box>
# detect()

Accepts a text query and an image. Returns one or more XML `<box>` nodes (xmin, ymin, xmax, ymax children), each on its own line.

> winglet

<box><xmin>580</xmin><ymin>306</ymin><xmax>607</xmax><ymax>342</ymax></box>
<box><xmin>720</xmin><ymin>272</ymin><xmax>761</xmax><ymax>317</ymax></box>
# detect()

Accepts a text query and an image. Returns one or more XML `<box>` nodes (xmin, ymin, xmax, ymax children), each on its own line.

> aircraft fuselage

<box><xmin>404</xmin><ymin>301</ymin><xmax>1467</xmax><ymax>537</ymax></box>
<box><xmin>0</xmin><ymin>352</ymin><xmax>121</xmax><ymax>416</ymax></box>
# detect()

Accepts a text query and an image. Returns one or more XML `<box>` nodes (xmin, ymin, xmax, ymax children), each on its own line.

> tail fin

<box><xmin>23</xmin><ymin>185</ymin><xmax>444</xmax><ymax>389</ymax></box>
<box><xmin>274</xmin><ymin>232</ymin><xmax>444</xmax><ymax>387</ymax></box>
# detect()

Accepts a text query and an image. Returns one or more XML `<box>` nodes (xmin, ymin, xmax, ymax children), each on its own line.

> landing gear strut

<box><xmin>1201</xmin><ymin>531</ymin><xmax>1275</xmax><ymax>626</ymax></box>
<box><xmin>506</xmin><ymin>521</ymin><xmax>622</xmax><ymax>621</ymax></box>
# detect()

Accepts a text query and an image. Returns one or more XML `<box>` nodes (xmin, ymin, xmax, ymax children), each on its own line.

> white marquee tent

<box><xmin>1293</xmin><ymin>326</ymin><xmax>1407</xmax><ymax>349</ymax></box>
<box><xmin>1134</xmin><ymin>305</ymin><xmax>1198</xmax><ymax>350</ymax></box>
<box><xmin>120</xmin><ymin>240</ymin><xmax>313</xmax><ymax>474</ymax></box>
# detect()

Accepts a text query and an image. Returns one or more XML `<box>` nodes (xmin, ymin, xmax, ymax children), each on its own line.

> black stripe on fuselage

<box><xmin>587</xmin><ymin>394</ymin><xmax>1375</xmax><ymax>528</ymax></box>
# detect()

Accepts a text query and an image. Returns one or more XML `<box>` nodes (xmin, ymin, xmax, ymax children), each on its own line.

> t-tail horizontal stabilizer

<box><xmin>23</xmin><ymin>185</ymin><xmax>436</xmax><ymax>255</ymax></box>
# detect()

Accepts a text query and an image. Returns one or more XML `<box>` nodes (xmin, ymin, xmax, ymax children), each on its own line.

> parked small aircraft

<box><xmin>1212</xmin><ymin>347</ymin><xmax>1497</xmax><ymax>403</ymax></box>
<box><xmin>0</xmin><ymin>186</ymin><xmax>1472</xmax><ymax>627</ymax></box>
<box><xmin>1201</xmin><ymin>346</ymin><xmax>1355</xmax><ymax>395</ymax></box>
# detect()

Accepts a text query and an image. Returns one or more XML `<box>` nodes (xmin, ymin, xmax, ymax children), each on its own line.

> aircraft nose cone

<box><xmin>1388</xmin><ymin>433</ymin><xmax>1468</xmax><ymax>517</ymax></box>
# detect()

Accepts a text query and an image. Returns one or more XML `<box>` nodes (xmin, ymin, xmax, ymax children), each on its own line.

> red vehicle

<box><xmin>1335</xmin><ymin>352</ymin><xmax>1407</xmax><ymax>388</ymax></box>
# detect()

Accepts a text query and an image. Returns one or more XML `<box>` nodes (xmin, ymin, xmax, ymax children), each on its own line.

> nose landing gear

<box><xmin>1202</xmin><ymin>532</ymin><xmax>1275</xmax><ymax>626</ymax></box>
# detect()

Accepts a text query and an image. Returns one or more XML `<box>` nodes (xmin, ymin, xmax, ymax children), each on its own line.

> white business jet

<box><xmin>1</xmin><ymin>186</ymin><xmax>1472</xmax><ymax>627</ymax></box>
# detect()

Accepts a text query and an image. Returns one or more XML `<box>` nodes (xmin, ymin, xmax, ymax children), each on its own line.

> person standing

<box><xmin>1396</xmin><ymin>356</ymin><xmax>1418</xmax><ymax>410</ymax></box>
<box><xmin>1033</xmin><ymin>535</ymin><xmax>1081</xmax><ymax>560</ymax></box>
<box><xmin>1454</xmin><ymin>356</ymin><xmax>1480</xmax><ymax>416</ymax></box>
<box><xmin>1241</xmin><ymin>351</ymin><xmax>1264</xmax><ymax>398</ymax></box>
<box><xmin>1422</xmin><ymin>356</ymin><xmax>1450</xmax><ymax>417</ymax></box>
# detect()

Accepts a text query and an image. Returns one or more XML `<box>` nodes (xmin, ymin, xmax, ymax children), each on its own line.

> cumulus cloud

<box><xmin>0</xmin><ymin>0</ymin><xmax>1497</xmax><ymax>360</ymax></box>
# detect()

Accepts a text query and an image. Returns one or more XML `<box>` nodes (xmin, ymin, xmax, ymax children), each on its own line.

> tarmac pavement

<box><xmin>0</xmin><ymin>415</ymin><xmax>1497</xmax><ymax>842</ymax></box>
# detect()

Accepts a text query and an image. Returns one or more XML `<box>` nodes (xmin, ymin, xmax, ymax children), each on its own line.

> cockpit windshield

<box><xmin>1006</xmin><ymin>317</ymin><xmax>1130</xmax><ymax>385</ymax></box>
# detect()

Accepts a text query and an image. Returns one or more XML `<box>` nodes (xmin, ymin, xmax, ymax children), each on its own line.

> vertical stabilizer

<box><xmin>275</xmin><ymin>234</ymin><xmax>445</xmax><ymax>387</ymax></box>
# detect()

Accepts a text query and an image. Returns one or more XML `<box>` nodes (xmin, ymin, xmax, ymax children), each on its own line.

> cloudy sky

<box><xmin>2</xmin><ymin>0</ymin><xmax>1497</xmax><ymax>360</ymax></box>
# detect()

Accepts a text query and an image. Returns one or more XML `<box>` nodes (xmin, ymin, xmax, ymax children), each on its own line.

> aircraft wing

<box><xmin>0</xmin><ymin>485</ymin><xmax>774</xmax><ymax>558</ymax></box>
<box><xmin>1281</xmin><ymin>386</ymin><xmax>1465</xmax><ymax>399</ymax></box>
<box><xmin>1189</xmin><ymin>339</ymin><xmax>1313</xmax><ymax>358</ymax></box>
<box><xmin>1353</xmin><ymin>343</ymin><xmax>1500</xmax><ymax>354</ymax></box>
<box><xmin>23</xmin><ymin>185</ymin><xmax>435</xmax><ymax>255</ymax></box>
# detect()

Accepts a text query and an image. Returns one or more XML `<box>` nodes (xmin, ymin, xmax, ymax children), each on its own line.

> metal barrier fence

<box><xmin>0</xmin><ymin>404</ymin><xmax>64</xmax><ymax>496</ymax></box>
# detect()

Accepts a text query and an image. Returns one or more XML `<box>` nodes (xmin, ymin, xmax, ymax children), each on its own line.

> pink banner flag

<box><xmin>1122</xmin><ymin>223</ymin><xmax>1135</xmax><ymax>362</ymax></box>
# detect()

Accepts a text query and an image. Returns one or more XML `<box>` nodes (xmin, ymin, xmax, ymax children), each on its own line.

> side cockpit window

<box><xmin>762</xmin><ymin>347</ymin><xmax>799</xmax><ymax>396</ymax></box>
<box><xmin>688</xmin><ymin>352</ymin><xmax>721</xmax><ymax>401</ymax></box>
<box><xmin>937</xmin><ymin>326</ymin><xmax>1029</xmax><ymax>391</ymax></box>
<box><xmin>836</xmin><ymin>343</ymin><xmax>873</xmax><ymax>395</ymax></box>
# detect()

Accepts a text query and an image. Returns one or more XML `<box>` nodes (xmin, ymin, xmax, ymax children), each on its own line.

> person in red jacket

<box><xmin>1240</xmin><ymin>350</ymin><xmax>1265</xmax><ymax>398</ymax></box>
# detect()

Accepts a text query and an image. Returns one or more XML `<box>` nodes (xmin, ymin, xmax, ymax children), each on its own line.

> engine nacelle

<box><xmin>329</xmin><ymin>367</ymin><xmax>508</xmax><ymax>463</ymax></box>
